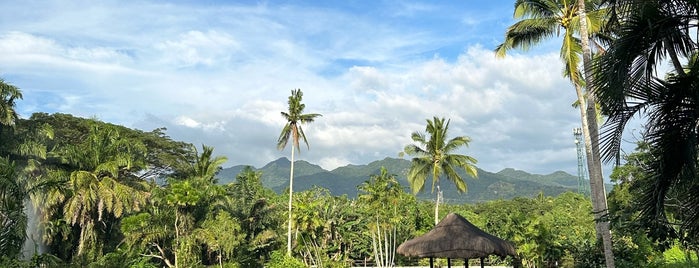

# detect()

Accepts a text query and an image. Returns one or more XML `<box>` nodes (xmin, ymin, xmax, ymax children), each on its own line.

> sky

<box><xmin>0</xmin><ymin>0</ymin><xmax>635</xmax><ymax>177</ymax></box>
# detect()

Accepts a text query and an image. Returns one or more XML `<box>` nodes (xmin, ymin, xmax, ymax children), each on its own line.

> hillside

<box><xmin>216</xmin><ymin>157</ymin><xmax>586</xmax><ymax>203</ymax></box>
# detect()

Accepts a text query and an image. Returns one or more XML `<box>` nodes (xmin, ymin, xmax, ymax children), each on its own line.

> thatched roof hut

<box><xmin>397</xmin><ymin>213</ymin><xmax>517</xmax><ymax>267</ymax></box>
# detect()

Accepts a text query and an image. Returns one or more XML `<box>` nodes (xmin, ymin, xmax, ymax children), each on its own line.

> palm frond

<box><xmin>277</xmin><ymin>124</ymin><xmax>292</xmax><ymax>150</ymax></box>
<box><xmin>407</xmin><ymin>157</ymin><xmax>431</xmax><ymax>194</ymax></box>
<box><xmin>443</xmin><ymin>136</ymin><xmax>471</xmax><ymax>153</ymax></box>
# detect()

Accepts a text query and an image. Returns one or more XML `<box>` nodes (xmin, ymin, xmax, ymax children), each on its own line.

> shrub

<box><xmin>266</xmin><ymin>250</ymin><xmax>306</xmax><ymax>268</ymax></box>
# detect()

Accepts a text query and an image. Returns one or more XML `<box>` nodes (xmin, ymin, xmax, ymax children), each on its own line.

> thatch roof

<box><xmin>397</xmin><ymin>213</ymin><xmax>517</xmax><ymax>259</ymax></box>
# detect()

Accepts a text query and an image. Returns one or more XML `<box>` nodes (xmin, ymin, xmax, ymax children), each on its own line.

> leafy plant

<box><xmin>267</xmin><ymin>250</ymin><xmax>306</xmax><ymax>268</ymax></box>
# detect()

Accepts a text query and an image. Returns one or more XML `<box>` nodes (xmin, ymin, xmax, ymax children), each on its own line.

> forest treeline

<box><xmin>0</xmin><ymin>112</ymin><xmax>696</xmax><ymax>267</ymax></box>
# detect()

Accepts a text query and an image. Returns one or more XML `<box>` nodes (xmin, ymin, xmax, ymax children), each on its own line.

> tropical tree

<box><xmin>605</xmin><ymin>143</ymin><xmax>674</xmax><ymax>267</ymax></box>
<box><xmin>593</xmin><ymin>0</ymin><xmax>699</xmax><ymax>249</ymax></box>
<box><xmin>0</xmin><ymin>157</ymin><xmax>25</xmax><ymax>258</ymax></box>
<box><xmin>189</xmin><ymin>144</ymin><xmax>227</xmax><ymax>182</ymax></box>
<box><xmin>357</xmin><ymin>167</ymin><xmax>416</xmax><ymax>267</ymax></box>
<box><xmin>495</xmin><ymin>0</ymin><xmax>615</xmax><ymax>265</ymax></box>
<box><xmin>0</xmin><ymin>79</ymin><xmax>22</xmax><ymax>128</ymax></box>
<box><xmin>576</xmin><ymin>1</ymin><xmax>617</xmax><ymax>267</ymax></box>
<box><xmin>402</xmin><ymin>116</ymin><xmax>477</xmax><ymax>225</ymax></box>
<box><xmin>122</xmin><ymin>146</ymin><xmax>230</xmax><ymax>268</ymax></box>
<box><xmin>292</xmin><ymin>186</ymin><xmax>354</xmax><ymax>267</ymax></box>
<box><xmin>0</xmin><ymin>118</ymin><xmax>54</xmax><ymax>259</ymax></box>
<box><xmin>276</xmin><ymin>89</ymin><xmax>321</xmax><ymax>255</ymax></box>
<box><xmin>225</xmin><ymin>167</ymin><xmax>282</xmax><ymax>267</ymax></box>
<box><xmin>39</xmin><ymin>124</ymin><xmax>149</xmax><ymax>263</ymax></box>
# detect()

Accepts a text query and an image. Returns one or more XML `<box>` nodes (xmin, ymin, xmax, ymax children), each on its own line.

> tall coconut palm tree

<box><xmin>576</xmin><ymin>1</ymin><xmax>615</xmax><ymax>266</ymax></box>
<box><xmin>277</xmin><ymin>89</ymin><xmax>321</xmax><ymax>255</ymax></box>
<box><xmin>495</xmin><ymin>0</ymin><xmax>615</xmax><ymax>266</ymax></box>
<box><xmin>593</xmin><ymin>0</ymin><xmax>699</xmax><ymax>248</ymax></box>
<box><xmin>402</xmin><ymin>117</ymin><xmax>477</xmax><ymax>225</ymax></box>
<box><xmin>0</xmin><ymin>79</ymin><xmax>22</xmax><ymax>128</ymax></box>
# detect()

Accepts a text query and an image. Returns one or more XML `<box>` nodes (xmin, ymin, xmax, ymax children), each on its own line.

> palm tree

<box><xmin>123</xmin><ymin>144</ymin><xmax>228</xmax><ymax>268</ymax></box>
<box><xmin>0</xmin><ymin>78</ymin><xmax>22</xmax><ymax>127</ymax></box>
<box><xmin>357</xmin><ymin>167</ymin><xmax>405</xmax><ymax>267</ymax></box>
<box><xmin>0</xmin><ymin>157</ymin><xmax>25</xmax><ymax>258</ymax></box>
<box><xmin>191</xmin><ymin>144</ymin><xmax>227</xmax><ymax>182</ymax></box>
<box><xmin>226</xmin><ymin>167</ymin><xmax>281</xmax><ymax>267</ymax></box>
<box><xmin>41</xmin><ymin>124</ymin><xmax>149</xmax><ymax>261</ymax></box>
<box><xmin>402</xmin><ymin>117</ymin><xmax>477</xmax><ymax>225</ymax></box>
<box><xmin>495</xmin><ymin>1</ymin><xmax>615</xmax><ymax>266</ymax></box>
<box><xmin>277</xmin><ymin>89</ymin><xmax>321</xmax><ymax>255</ymax></box>
<box><xmin>576</xmin><ymin>1</ymin><xmax>616</xmax><ymax>267</ymax></box>
<box><xmin>593</xmin><ymin>0</ymin><xmax>699</xmax><ymax>248</ymax></box>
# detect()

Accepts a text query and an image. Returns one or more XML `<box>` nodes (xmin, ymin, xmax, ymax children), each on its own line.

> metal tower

<box><xmin>573</xmin><ymin>128</ymin><xmax>590</xmax><ymax>195</ymax></box>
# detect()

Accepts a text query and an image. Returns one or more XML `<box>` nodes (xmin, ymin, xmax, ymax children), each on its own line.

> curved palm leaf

<box><xmin>594</xmin><ymin>0</ymin><xmax>699</xmax><ymax>243</ymax></box>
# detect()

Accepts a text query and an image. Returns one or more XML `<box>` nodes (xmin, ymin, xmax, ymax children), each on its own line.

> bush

<box><xmin>266</xmin><ymin>250</ymin><xmax>306</xmax><ymax>268</ymax></box>
<box><xmin>657</xmin><ymin>244</ymin><xmax>699</xmax><ymax>268</ymax></box>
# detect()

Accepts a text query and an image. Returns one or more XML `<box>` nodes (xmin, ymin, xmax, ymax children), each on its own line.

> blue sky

<box><xmin>0</xmin><ymin>0</ymin><xmax>628</xmax><ymax>177</ymax></box>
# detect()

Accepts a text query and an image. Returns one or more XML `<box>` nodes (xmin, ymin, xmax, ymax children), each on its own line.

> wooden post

<box><xmin>448</xmin><ymin>258</ymin><xmax>451</xmax><ymax>268</ymax></box>
<box><xmin>480</xmin><ymin>257</ymin><xmax>484</xmax><ymax>268</ymax></box>
<box><xmin>465</xmin><ymin>258</ymin><xmax>468</xmax><ymax>268</ymax></box>
<box><xmin>430</xmin><ymin>257</ymin><xmax>434</xmax><ymax>268</ymax></box>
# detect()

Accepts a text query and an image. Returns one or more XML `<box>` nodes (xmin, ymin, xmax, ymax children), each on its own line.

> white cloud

<box><xmin>155</xmin><ymin>30</ymin><xmax>239</xmax><ymax>67</ymax></box>
<box><xmin>318</xmin><ymin>156</ymin><xmax>351</xmax><ymax>171</ymax></box>
<box><xmin>175</xmin><ymin>116</ymin><xmax>201</xmax><ymax>128</ymax></box>
<box><xmin>1</xmin><ymin>0</ymin><xmax>598</xmax><ymax>176</ymax></box>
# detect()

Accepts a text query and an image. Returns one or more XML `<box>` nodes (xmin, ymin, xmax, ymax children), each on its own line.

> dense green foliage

<box><xmin>6</xmin><ymin>2</ymin><xmax>699</xmax><ymax>261</ymax></box>
<box><xmin>0</xmin><ymin>110</ymin><xmax>696</xmax><ymax>267</ymax></box>
<box><xmin>594</xmin><ymin>0</ymin><xmax>699</xmax><ymax>250</ymax></box>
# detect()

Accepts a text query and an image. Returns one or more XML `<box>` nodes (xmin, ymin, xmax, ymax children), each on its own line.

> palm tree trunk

<box><xmin>287</xmin><ymin>145</ymin><xmax>295</xmax><ymax>255</ymax></box>
<box><xmin>577</xmin><ymin>0</ymin><xmax>615</xmax><ymax>267</ymax></box>
<box><xmin>434</xmin><ymin>185</ymin><xmax>441</xmax><ymax>226</ymax></box>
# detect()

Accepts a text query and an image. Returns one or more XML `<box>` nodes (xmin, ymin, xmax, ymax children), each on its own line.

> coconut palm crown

<box><xmin>403</xmin><ymin>117</ymin><xmax>478</xmax><ymax>195</ymax></box>
<box><xmin>277</xmin><ymin>89</ymin><xmax>322</xmax><ymax>152</ymax></box>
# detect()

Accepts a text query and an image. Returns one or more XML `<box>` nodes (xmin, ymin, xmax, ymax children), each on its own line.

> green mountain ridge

<box><xmin>217</xmin><ymin>157</ymin><xmax>590</xmax><ymax>203</ymax></box>
<box><xmin>497</xmin><ymin>167</ymin><xmax>580</xmax><ymax>188</ymax></box>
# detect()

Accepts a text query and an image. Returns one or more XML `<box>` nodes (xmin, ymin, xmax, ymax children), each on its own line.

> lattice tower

<box><xmin>573</xmin><ymin>128</ymin><xmax>590</xmax><ymax>195</ymax></box>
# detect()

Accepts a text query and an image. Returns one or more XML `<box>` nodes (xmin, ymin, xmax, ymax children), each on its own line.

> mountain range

<box><xmin>216</xmin><ymin>157</ymin><xmax>599</xmax><ymax>203</ymax></box>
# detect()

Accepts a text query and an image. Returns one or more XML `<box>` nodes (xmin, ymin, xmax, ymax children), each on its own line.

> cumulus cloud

<box><xmin>1</xmin><ymin>0</ymin><xmax>602</xmax><ymax>176</ymax></box>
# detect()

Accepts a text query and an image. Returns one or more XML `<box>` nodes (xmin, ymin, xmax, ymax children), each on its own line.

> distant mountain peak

<box><xmin>549</xmin><ymin>170</ymin><xmax>572</xmax><ymax>176</ymax></box>
<box><xmin>217</xmin><ymin>157</ymin><xmax>582</xmax><ymax>203</ymax></box>
<box><xmin>262</xmin><ymin>157</ymin><xmax>290</xmax><ymax>169</ymax></box>
<box><xmin>497</xmin><ymin>168</ymin><xmax>532</xmax><ymax>178</ymax></box>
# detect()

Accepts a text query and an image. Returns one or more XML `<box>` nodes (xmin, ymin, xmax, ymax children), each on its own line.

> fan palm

<box><xmin>277</xmin><ymin>89</ymin><xmax>321</xmax><ymax>255</ymax></box>
<box><xmin>593</xmin><ymin>0</ymin><xmax>699</xmax><ymax>245</ymax></box>
<box><xmin>496</xmin><ymin>0</ymin><xmax>615</xmax><ymax>265</ymax></box>
<box><xmin>402</xmin><ymin>117</ymin><xmax>477</xmax><ymax>225</ymax></box>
